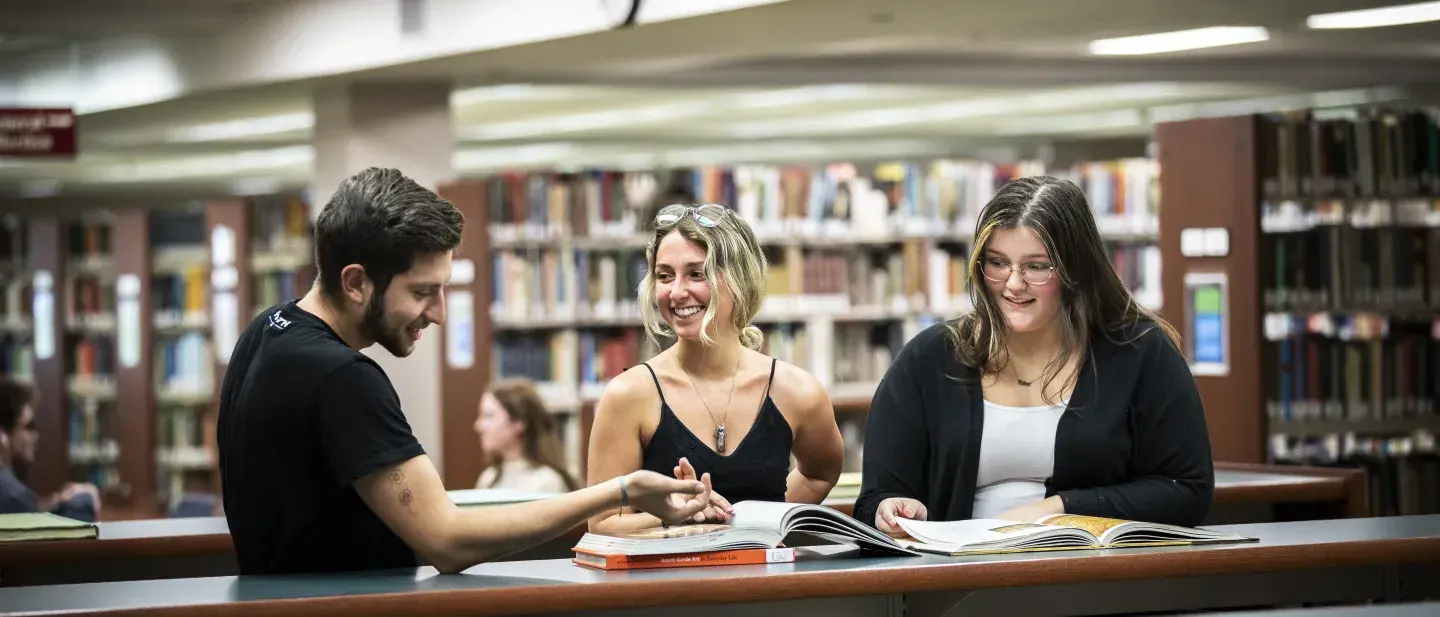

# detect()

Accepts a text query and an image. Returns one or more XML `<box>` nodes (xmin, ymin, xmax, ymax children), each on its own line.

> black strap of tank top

<box><xmin>640</xmin><ymin>362</ymin><xmax>667</xmax><ymax>405</ymax></box>
<box><xmin>644</xmin><ymin>358</ymin><xmax>775</xmax><ymax>404</ymax></box>
<box><xmin>763</xmin><ymin>358</ymin><xmax>776</xmax><ymax>400</ymax></box>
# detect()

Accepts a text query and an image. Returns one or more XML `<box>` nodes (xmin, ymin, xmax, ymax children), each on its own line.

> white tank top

<box><xmin>971</xmin><ymin>398</ymin><xmax>1066</xmax><ymax>520</ymax></box>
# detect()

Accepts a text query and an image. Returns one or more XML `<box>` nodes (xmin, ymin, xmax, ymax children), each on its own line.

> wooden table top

<box><xmin>1</xmin><ymin>515</ymin><xmax>1436</xmax><ymax>617</ymax></box>
<box><xmin>0</xmin><ymin>464</ymin><xmax>1366</xmax><ymax>571</ymax></box>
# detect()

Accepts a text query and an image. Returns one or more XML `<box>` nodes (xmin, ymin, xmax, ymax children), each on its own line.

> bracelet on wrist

<box><xmin>617</xmin><ymin>476</ymin><xmax>629</xmax><ymax>508</ymax></box>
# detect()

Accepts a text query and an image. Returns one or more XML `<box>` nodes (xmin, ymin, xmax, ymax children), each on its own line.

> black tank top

<box><xmin>638</xmin><ymin>359</ymin><xmax>793</xmax><ymax>504</ymax></box>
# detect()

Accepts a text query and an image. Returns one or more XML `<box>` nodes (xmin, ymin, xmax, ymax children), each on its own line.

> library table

<box><xmin>1173</xmin><ymin>603</ymin><xmax>1440</xmax><ymax>617</ymax></box>
<box><xmin>0</xmin><ymin>465</ymin><xmax>1369</xmax><ymax>588</ymax></box>
<box><xmin>1</xmin><ymin>515</ymin><xmax>1436</xmax><ymax>617</ymax></box>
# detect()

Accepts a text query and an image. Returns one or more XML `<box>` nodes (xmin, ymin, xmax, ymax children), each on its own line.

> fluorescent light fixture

<box><xmin>166</xmin><ymin>113</ymin><xmax>313</xmax><ymax>143</ymax></box>
<box><xmin>461</xmin><ymin>102</ymin><xmax>724</xmax><ymax>141</ymax></box>
<box><xmin>1306</xmin><ymin>1</ymin><xmax>1440</xmax><ymax>29</ymax></box>
<box><xmin>994</xmin><ymin>110</ymin><xmax>1145</xmax><ymax>136</ymax></box>
<box><xmin>1089</xmin><ymin>26</ymin><xmax>1269</xmax><ymax>55</ymax></box>
<box><xmin>96</xmin><ymin>146</ymin><xmax>312</xmax><ymax>183</ymax></box>
<box><xmin>727</xmin><ymin>83</ymin><xmax>1183</xmax><ymax>138</ymax></box>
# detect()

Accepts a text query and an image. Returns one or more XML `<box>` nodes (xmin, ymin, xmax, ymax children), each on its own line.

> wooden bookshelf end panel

<box><xmin>1155</xmin><ymin>115</ymin><xmax>1265</xmax><ymax>464</ymax></box>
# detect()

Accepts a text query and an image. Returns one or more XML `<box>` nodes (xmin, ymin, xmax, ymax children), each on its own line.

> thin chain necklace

<box><xmin>681</xmin><ymin>352</ymin><xmax>742</xmax><ymax>454</ymax></box>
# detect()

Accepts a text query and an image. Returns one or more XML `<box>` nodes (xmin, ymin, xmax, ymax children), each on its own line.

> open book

<box><xmin>0</xmin><ymin>512</ymin><xmax>99</xmax><ymax>543</ymax></box>
<box><xmin>896</xmin><ymin>514</ymin><xmax>1256</xmax><ymax>555</ymax></box>
<box><xmin>573</xmin><ymin>501</ymin><xmax>919</xmax><ymax>568</ymax></box>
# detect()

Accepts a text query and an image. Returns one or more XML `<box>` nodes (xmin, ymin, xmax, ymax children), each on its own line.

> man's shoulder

<box><xmin>248</xmin><ymin>303</ymin><xmax>364</xmax><ymax>369</ymax></box>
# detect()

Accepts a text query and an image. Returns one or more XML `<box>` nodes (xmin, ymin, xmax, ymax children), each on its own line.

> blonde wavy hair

<box><xmin>638</xmin><ymin>204</ymin><xmax>767</xmax><ymax>351</ymax></box>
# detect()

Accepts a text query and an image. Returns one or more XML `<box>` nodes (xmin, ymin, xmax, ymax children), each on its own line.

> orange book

<box><xmin>572</xmin><ymin>546</ymin><xmax>795</xmax><ymax>571</ymax></box>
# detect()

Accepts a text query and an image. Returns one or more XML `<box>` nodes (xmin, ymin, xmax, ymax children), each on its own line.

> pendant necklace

<box><xmin>682</xmin><ymin>353</ymin><xmax>741</xmax><ymax>454</ymax></box>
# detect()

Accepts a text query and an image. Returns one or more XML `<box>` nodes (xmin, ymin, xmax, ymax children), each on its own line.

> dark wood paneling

<box><xmin>1156</xmin><ymin>115</ymin><xmax>1264</xmax><ymax>464</ymax></box>
<box><xmin>112</xmin><ymin>210</ymin><xmax>156</xmax><ymax>515</ymax></box>
<box><xmin>24</xmin><ymin>218</ymin><xmax>67</xmax><ymax>495</ymax></box>
<box><xmin>435</xmin><ymin>181</ymin><xmax>490</xmax><ymax>489</ymax></box>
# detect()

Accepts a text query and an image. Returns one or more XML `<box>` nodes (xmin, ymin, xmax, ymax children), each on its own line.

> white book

<box><xmin>897</xmin><ymin>514</ymin><xmax>1255</xmax><ymax>556</ymax></box>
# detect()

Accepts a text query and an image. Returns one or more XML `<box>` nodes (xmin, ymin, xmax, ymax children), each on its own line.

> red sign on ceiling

<box><xmin>0</xmin><ymin>108</ymin><xmax>78</xmax><ymax>157</ymax></box>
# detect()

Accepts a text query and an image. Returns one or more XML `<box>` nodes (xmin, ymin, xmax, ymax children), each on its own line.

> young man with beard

<box><xmin>217</xmin><ymin>168</ymin><xmax>711</xmax><ymax>576</ymax></box>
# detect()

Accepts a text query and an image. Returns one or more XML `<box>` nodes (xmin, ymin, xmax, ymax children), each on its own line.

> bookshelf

<box><xmin>462</xmin><ymin>155</ymin><xmax>1162</xmax><ymax>484</ymax></box>
<box><xmin>61</xmin><ymin>213</ymin><xmax>124</xmax><ymax>504</ymax></box>
<box><xmin>13</xmin><ymin>196</ymin><xmax>313</xmax><ymax>518</ymax></box>
<box><xmin>1156</xmin><ymin>107</ymin><xmax>1440</xmax><ymax>517</ymax></box>
<box><xmin>148</xmin><ymin>207</ymin><xmax>216</xmax><ymax>512</ymax></box>
<box><xmin>0</xmin><ymin>217</ymin><xmax>32</xmax><ymax>386</ymax></box>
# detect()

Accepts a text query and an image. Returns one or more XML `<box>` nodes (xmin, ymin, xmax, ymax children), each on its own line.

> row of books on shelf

<box><xmin>484</xmin><ymin>159</ymin><xmax>1158</xmax><ymax>246</ymax></box>
<box><xmin>156</xmin><ymin>333</ymin><xmax>213</xmax><ymax>400</ymax></box>
<box><xmin>1259</xmin><ymin>107</ymin><xmax>1440</xmax><ymax>200</ymax></box>
<box><xmin>1271</xmin><ymin>431</ymin><xmax>1438</xmax><ymax>517</ymax></box>
<box><xmin>0</xmin><ymin>335</ymin><xmax>33</xmax><ymax>382</ymax></box>
<box><xmin>249</xmin><ymin>196</ymin><xmax>312</xmax><ymax>254</ymax></box>
<box><xmin>1261</xmin><ymin>200</ymin><xmax>1440</xmax><ymax>312</ymax></box>
<box><xmin>1</xmin><ymin>278</ymin><xmax>31</xmax><ymax>323</ymax></box>
<box><xmin>1263</xmin><ymin>315</ymin><xmax>1438</xmax><ymax>425</ymax></box>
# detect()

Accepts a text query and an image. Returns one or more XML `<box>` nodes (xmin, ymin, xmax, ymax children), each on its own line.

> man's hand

<box><xmin>673</xmin><ymin>457</ymin><xmax>732</xmax><ymax>523</ymax></box>
<box><xmin>875</xmin><ymin>497</ymin><xmax>927</xmax><ymax>538</ymax></box>
<box><xmin>620</xmin><ymin>470</ymin><xmax>709</xmax><ymax>525</ymax></box>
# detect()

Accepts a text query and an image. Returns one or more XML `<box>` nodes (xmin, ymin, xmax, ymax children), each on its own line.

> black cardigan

<box><xmin>854</xmin><ymin>320</ymin><xmax>1214</xmax><ymax>529</ymax></box>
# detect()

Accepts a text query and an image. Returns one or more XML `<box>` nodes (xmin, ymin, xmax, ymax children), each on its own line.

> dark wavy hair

<box><xmin>948</xmin><ymin>176</ymin><xmax>1179</xmax><ymax>402</ymax></box>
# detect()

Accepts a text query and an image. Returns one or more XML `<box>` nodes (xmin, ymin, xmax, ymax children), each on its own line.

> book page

<box><xmin>728</xmin><ymin>501</ymin><xmax>804</xmax><ymax>534</ymax></box>
<box><xmin>1035</xmin><ymin>514</ymin><xmax>1131</xmax><ymax>539</ymax></box>
<box><xmin>896</xmin><ymin>518</ymin><xmax>1069</xmax><ymax>548</ymax></box>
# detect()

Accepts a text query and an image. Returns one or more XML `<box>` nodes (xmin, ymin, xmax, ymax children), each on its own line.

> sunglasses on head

<box><xmin>654</xmin><ymin>203</ymin><xmax>730</xmax><ymax>228</ymax></box>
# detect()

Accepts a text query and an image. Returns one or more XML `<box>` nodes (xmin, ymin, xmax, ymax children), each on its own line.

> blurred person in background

<box><xmin>586</xmin><ymin>203</ymin><xmax>845</xmax><ymax>536</ymax></box>
<box><xmin>474</xmin><ymin>378</ymin><xmax>578</xmax><ymax>493</ymax></box>
<box><xmin>0</xmin><ymin>377</ymin><xmax>101</xmax><ymax>521</ymax></box>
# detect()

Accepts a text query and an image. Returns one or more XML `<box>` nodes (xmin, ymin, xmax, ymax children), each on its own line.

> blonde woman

<box><xmin>587</xmin><ymin>203</ymin><xmax>845</xmax><ymax>534</ymax></box>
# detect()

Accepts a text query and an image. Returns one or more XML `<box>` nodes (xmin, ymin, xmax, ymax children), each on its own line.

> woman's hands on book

<box><xmin>673</xmin><ymin>457</ymin><xmax>733</xmax><ymax>523</ymax></box>
<box><xmin>620</xmin><ymin>470</ymin><xmax>711</xmax><ymax>525</ymax></box>
<box><xmin>875</xmin><ymin>497</ymin><xmax>927</xmax><ymax>537</ymax></box>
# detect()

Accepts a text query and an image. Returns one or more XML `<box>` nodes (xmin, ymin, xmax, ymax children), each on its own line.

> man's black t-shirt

<box><xmin>218</xmin><ymin>300</ymin><xmax>425</xmax><ymax>575</ymax></box>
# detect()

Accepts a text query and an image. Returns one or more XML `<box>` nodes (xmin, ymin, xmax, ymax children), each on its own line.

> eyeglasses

<box><xmin>655</xmin><ymin>203</ymin><xmax>730</xmax><ymax>228</ymax></box>
<box><xmin>980</xmin><ymin>258</ymin><xmax>1056</xmax><ymax>285</ymax></box>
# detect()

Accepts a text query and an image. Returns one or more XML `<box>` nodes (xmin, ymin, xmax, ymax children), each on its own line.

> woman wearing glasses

<box><xmin>856</xmin><ymin>176</ymin><xmax>1214</xmax><ymax>534</ymax></box>
<box><xmin>586</xmin><ymin>203</ymin><xmax>845</xmax><ymax>534</ymax></box>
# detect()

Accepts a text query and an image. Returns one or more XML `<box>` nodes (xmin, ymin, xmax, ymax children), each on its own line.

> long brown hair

<box><xmin>949</xmin><ymin>175</ymin><xmax>1179</xmax><ymax>403</ymax></box>
<box><xmin>483</xmin><ymin>379</ymin><xmax>579</xmax><ymax>491</ymax></box>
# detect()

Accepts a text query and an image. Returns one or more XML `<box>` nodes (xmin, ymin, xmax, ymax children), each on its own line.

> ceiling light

<box><xmin>166</xmin><ymin>113</ymin><xmax>313</xmax><ymax>143</ymax></box>
<box><xmin>727</xmin><ymin>83</ymin><xmax>1183</xmax><ymax>138</ymax></box>
<box><xmin>1088</xmin><ymin>26</ymin><xmax>1269</xmax><ymax>55</ymax></box>
<box><xmin>1306</xmin><ymin>1</ymin><xmax>1440</xmax><ymax>29</ymax></box>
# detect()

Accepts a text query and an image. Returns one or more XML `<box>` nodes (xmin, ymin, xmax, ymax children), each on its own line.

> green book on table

<box><xmin>0</xmin><ymin>512</ymin><xmax>99</xmax><ymax>543</ymax></box>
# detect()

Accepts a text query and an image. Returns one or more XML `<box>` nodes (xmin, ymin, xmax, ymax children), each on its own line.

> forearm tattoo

<box><xmin>390</xmin><ymin>469</ymin><xmax>414</xmax><ymax>508</ymax></box>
